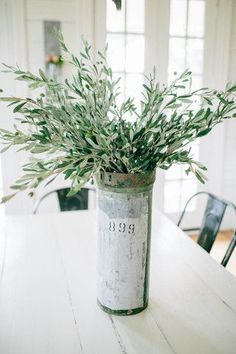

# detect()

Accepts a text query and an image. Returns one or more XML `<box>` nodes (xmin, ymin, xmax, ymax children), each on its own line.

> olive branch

<box><xmin>0</xmin><ymin>33</ymin><xmax>236</xmax><ymax>202</ymax></box>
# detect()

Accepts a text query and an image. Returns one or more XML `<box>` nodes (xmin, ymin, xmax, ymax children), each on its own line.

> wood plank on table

<box><xmin>0</xmin><ymin>210</ymin><xmax>236</xmax><ymax>354</ymax></box>
<box><xmin>0</xmin><ymin>216</ymin><xmax>82</xmax><ymax>354</ymax></box>
<box><xmin>149</xmin><ymin>212</ymin><xmax>236</xmax><ymax>354</ymax></box>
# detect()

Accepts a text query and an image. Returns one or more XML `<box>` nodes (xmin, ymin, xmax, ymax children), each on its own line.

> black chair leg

<box><xmin>221</xmin><ymin>233</ymin><xmax>236</xmax><ymax>267</ymax></box>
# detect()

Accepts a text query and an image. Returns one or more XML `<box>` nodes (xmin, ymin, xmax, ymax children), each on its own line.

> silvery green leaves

<box><xmin>0</xmin><ymin>35</ymin><xmax>236</xmax><ymax>202</ymax></box>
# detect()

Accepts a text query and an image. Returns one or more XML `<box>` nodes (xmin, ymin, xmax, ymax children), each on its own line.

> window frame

<box><xmin>95</xmin><ymin>0</ymin><xmax>231</xmax><ymax>229</ymax></box>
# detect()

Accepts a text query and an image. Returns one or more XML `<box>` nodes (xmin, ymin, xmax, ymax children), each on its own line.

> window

<box><xmin>164</xmin><ymin>142</ymin><xmax>199</xmax><ymax>213</ymax></box>
<box><xmin>106</xmin><ymin>0</ymin><xmax>145</xmax><ymax>106</ymax></box>
<box><xmin>168</xmin><ymin>0</ymin><xmax>205</xmax><ymax>89</ymax></box>
<box><xmin>164</xmin><ymin>0</ymin><xmax>205</xmax><ymax>214</ymax></box>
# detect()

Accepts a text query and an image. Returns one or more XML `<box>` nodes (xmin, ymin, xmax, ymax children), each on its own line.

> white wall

<box><xmin>0</xmin><ymin>0</ymin><xmax>95</xmax><ymax>215</ymax></box>
<box><xmin>223</xmin><ymin>0</ymin><xmax>236</xmax><ymax>207</ymax></box>
<box><xmin>0</xmin><ymin>0</ymin><xmax>33</xmax><ymax>215</ymax></box>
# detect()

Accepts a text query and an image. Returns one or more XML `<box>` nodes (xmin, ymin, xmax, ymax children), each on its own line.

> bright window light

<box><xmin>164</xmin><ymin>0</ymin><xmax>205</xmax><ymax>214</ymax></box>
<box><xmin>106</xmin><ymin>0</ymin><xmax>145</xmax><ymax>108</ymax></box>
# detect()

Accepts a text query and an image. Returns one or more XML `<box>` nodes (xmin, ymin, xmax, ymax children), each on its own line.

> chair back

<box><xmin>177</xmin><ymin>191</ymin><xmax>236</xmax><ymax>267</ymax></box>
<box><xmin>57</xmin><ymin>188</ymin><xmax>89</xmax><ymax>211</ymax></box>
<box><xmin>33</xmin><ymin>187</ymin><xmax>95</xmax><ymax>214</ymax></box>
<box><xmin>197</xmin><ymin>195</ymin><xmax>227</xmax><ymax>252</ymax></box>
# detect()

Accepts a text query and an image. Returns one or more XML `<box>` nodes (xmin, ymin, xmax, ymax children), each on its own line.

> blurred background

<box><xmin>0</xmin><ymin>0</ymin><xmax>235</xmax><ymax>240</ymax></box>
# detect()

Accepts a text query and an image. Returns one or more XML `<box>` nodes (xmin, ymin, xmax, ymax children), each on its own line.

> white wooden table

<box><xmin>0</xmin><ymin>210</ymin><xmax>236</xmax><ymax>354</ymax></box>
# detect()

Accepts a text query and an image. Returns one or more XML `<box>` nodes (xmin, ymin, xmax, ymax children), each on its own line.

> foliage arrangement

<box><xmin>0</xmin><ymin>33</ymin><xmax>236</xmax><ymax>202</ymax></box>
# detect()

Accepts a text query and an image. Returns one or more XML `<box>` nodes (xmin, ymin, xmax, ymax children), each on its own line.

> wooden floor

<box><xmin>191</xmin><ymin>230</ymin><xmax>236</xmax><ymax>277</ymax></box>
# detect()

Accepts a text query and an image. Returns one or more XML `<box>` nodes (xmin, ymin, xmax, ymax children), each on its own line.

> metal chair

<box><xmin>177</xmin><ymin>191</ymin><xmax>236</xmax><ymax>267</ymax></box>
<box><xmin>33</xmin><ymin>187</ymin><xmax>96</xmax><ymax>214</ymax></box>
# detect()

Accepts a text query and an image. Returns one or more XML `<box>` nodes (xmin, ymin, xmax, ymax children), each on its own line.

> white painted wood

<box><xmin>204</xmin><ymin>0</ymin><xmax>232</xmax><ymax>90</ymax></box>
<box><xmin>94</xmin><ymin>0</ymin><xmax>106</xmax><ymax>54</ymax></box>
<box><xmin>0</xmin><ymin>0</ymin><xmax>35</xmax><ymax>215</ymax></box>
<box><xmin>151</xmin><ymin>213</ymin><xmax>236</xmax><ymax>354</ymax></box>
<box><xmin>202</xmin><ymin>0</ymin><xmax>232</xmax><ymax>200</ymax></box>
<box><xmin>223</xmin><ymin>0</ymin><xmax>236</xmax><ymax>209</ymax></box>
<box><xmin>26</xmin><ymin>0</ymin><xmax>77</xmax><ymax>22</ymax></box>
<box><xmin>76</xmin><ymin>0</ymin><xmax>95</xmax><ymax>53</ymax></box>
<box><xmin>0</xmin><ymin>215</ymin><xmax>82</xmax><ymax>354</ymax></box>
<box><xmin>145</xmin><ymin>0</ymin><xmax>170</xmax><ymax>84</ymax></box>
<box><xmin>0</xmin><ymin>210</ymin><xmax>236</xmax><ymax>353</ymax></box>
<box><xmin>145</xmin><ymin>0</ymin><xmax>170</xmax><ymax>221</ymax></box>
<box><xmin>0</xmin><ymin>0</ymin><xmax>92</xmax><ymax>215</ymax></box>
<box><xmin>22</xmin><ymin>0</ymin><xmax>84</xmax><ymax>211</ymax></box>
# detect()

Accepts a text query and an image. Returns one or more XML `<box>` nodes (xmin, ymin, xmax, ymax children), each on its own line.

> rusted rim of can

<box><xmin>95</xmin><ymin>170</ymin><xmax>156</xmax><ymax>189</ymax></box>
<box><xmin>97</xmin><ymin>300</ymin><xmax>148</xmax><ymax>316</ymax></box>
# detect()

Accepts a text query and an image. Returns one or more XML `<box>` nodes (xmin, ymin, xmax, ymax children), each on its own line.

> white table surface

<box><xmin>0</xmin><ymin>210</ymin><xmax>236</xmax><ymax>354</ymax></box>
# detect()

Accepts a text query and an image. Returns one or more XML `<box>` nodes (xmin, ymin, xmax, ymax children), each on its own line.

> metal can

<box><xmin>96</xmin><ymin>170</ymin><xmax>156</xmax><ymax>315</ymax></box>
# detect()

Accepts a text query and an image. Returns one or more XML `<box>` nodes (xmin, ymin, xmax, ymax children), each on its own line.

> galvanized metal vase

<box><xmin>96</xmin><ymin>170</ymin><xmax>156</xmax><ymax>316</ymax></box>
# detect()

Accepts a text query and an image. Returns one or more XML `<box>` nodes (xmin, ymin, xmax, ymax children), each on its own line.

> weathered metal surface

<box><xmin>96</xmin><ymin>170</ymin><xmax>156</xmax><ymax>190</ymax></box>
<box><xmin>96</xmin><ymin>171</ymin><xmax>155</xmax><ymax>315</ymax></box>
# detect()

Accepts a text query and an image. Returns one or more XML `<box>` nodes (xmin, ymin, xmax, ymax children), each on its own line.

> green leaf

<box><xmin>39</xmin><ymin>69</ymin><xmax>47</xmax><ymax>81</ymax></box>
<box><xmin>13</xmin><ymin>102</ymin><xmax>26</xmax><ymax>113</ymax></box>
<box><xmin>80</xmin><ymin>159</ymin><xmax>88</xmax><ymax>168</ymax></box>
<box><xmin>195</xmin><ymin>170</ymin><xmax>207</xmax><ymax>184</ymax></box>
<box><xmin>197</xmin><ymin>128</ymin><xmax>212</xmax><ymax>137</ymax></box>
<box><xmin>1</xmin><ymin>193</ymin><xmax>17</xmax><ymax>203</ymax></box>
<box><xmin>0</xmin><ymin>97</ymin><xmax>21</xmax><ymax>102</ymax></box>
<box><xmin>0</xmin><ymin>144</ymin><xmax>12</xmax><ymax>153</ymax></box>
<box><xmin>85</xmin><ymin>137</ymin><xmax>100</xmax><ymax>149</ymax></box>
